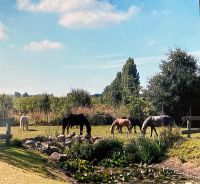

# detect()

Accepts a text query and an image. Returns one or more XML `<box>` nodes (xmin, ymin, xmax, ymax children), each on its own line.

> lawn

<box><xmin>1</xmin><ymin>124</ymin><xmax>199</xmax><ymax>140</ymax></box>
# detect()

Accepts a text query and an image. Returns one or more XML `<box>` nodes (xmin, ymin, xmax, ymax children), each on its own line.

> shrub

<box><xmin>65</xmin><ymin>142</ymin><xmax>94</xmax><ymax>160</ymax></box>
<box><xmin>93</xmin><ymin>138</ymin><xmax>123</xmax><ymax>160</ymax></box>
<box><xmin>160</xmin><ymin>128</ymin><xmax>183</xmax><ymax>148</ymax></box>
<box><xmin>123</xmin><ymin>139</ymin><xmax>139</xmax><ymax>163</ymax></box>
<box><xmin>136</xmin><ymin>136</ymin><xmax>166</xmax><ymax>164</ymax></box>
<box><xmin>88</xmin><ymin>114</ymin><xmax>113</xmax><ymax>125</ymax></box>
<box><xmin>11</xmin><ymin>138</ymin><xmax>23</xmax><ymax>147</ymax></box>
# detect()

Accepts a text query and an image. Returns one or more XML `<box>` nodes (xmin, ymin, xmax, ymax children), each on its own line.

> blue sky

<box><xmin>0</xmin><ymin>0</ymin><xmax>200</xmax><ymax>96</ymax></box>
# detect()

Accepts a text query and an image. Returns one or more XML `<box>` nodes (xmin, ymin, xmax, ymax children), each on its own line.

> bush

<box><xmin>123</xmin><ymin>139</ymin><xmax>139</xmax><ymax>163</ymax></box>
<box><xmin>136</xmin><ymin>136</ymin><xmax>166</xmax><ymax>164</ymax></box>
<box><xmin>160</xmin><ymin>128</ymin><xmax>183</xmax><ymax>148</ymax></box>
<box><xmin>11</xmin><ymin>138</ymin><xmax>23</xmax><ymax>147</ymax></box>
<box><xmin>88</xmin><ymin>114</ymin><xmax>113</xmax><ymax>125</ymax></box>
<box><xmin>65</xmin><ymin>142</ymin><xmax>94</xmax><ymax>160</ymax></box>
<box><xmin>93</xmin><ymin>138</ymin><xmax>123</xmax><ymax>160</ymax></box>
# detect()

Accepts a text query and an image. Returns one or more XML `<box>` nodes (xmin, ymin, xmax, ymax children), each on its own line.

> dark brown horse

<box><xmin>62</xmin><ymin>114</ymin><xmax>91</xmax><ymax>136</ymax></box>
<box><xmin>141</xmin><ymin>115</ymin><xmax>176</xmax><ymax>137</ymax></box>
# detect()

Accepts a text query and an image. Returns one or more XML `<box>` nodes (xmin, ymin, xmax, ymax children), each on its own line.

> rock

<box><xmin>65</xmin><ymin>140</ymin><xmax>73</xmax><ymax>148</ymax></box>
<box><xmin>59</xmin><ymin>154</ymin><xmax>67</xmax><ymax>162</ymax></box>
<box><xmin>72</xmin><ymin>135</ymin><xmax>81</xmax><ymax>142</ymax></box>
<box><xmin>50</xmin><ymin>152</ymin><xmax>60</xmax><ymax>161</ymax></box>
<box><xmin>66</xmin><ymin>132</ymin><xmax>76</xmax><ymax>139</ymax></box>
<box><xmin>92</xmin><ymin>136</ymin><xmax>99</xmax><ymax>142</ymax></box>
<box><xmin>84</xmin><ymin>134</ymin><xmax>91</xmax><ymax>140</ymax></box>
<box><xmin>42</xmin><ymin>147</ymin><xmax>52</xmax><ymax>155</ymax></box>
<box><xmin>35</xmin><ymin>141</ymin><xmax>41</xmax><ymax>148</ymax></box>
<box><xmin>25</xmin><ymin>139</ymin><xmax>35</xmax><ymax>145</ymax></box>
<box><xmin>50</xmin><ymin>146</ymin><xmax>60</xmax><ymax>153</ymax></box>
<box><xmin>50</xmin><ymin>152</ymin><xmax>67</xmax><ymax>162</ymax></box>
<box><xmin>57</xmin><ymin>135</ymin><xmax>65</xmax><ymax>142</ymax></box>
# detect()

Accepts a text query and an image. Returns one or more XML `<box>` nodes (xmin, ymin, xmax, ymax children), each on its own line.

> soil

<box><xmin>155</xmin><ymin>157</ymin><xmax>200</xmax><ymax>181</ymax></box>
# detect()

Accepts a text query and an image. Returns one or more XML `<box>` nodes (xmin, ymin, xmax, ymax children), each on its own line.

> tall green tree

<box><xmin>146</xmin><ymin>48</ymin><xmax>200</xmax><ymax>123</ymax></box>
<box><xmin>102</xmin><ymin>58</ymin><xmax>140</xmax><ymax>106</ymax></box>
<box><xmin>121</xmin><ymin>58</ymin><xmax>140</xmax><ymax>104</ymax></box>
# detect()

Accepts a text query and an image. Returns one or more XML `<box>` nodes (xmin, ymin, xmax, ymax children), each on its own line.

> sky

<box><xmin>0</xmin><ymin>0</ymin><xmax>200</xmax><ymax>96</ymax></box>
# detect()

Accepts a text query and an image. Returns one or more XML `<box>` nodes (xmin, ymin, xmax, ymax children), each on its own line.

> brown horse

<box><xmin>118</xmin><ymin>117</ymin><xmax>142</xmax><ymax>133</ymax></box>
<box><xmin>110</xmin><ymin>118</ymin><xmax>132</xmax><ymax>137</ymax></box>
<box><xmin>141</xmin><ymin>115</ymin><xmax>176</xmax><ymax>137</ymax></box>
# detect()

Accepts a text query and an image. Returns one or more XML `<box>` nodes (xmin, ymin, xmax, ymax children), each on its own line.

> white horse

<box><xmin>20</xmin><ymin>115</ymin><xmax>29</xmax><ymax>130</ymax></box>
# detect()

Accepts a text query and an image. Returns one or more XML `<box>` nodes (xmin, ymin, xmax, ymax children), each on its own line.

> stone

<box><xmin>50</xmin><ymin>146</ymin><xmax>60</xmax><ymax>153</ymax></box>
<box><xmin>57</xmin><ymin>135</ymin><xmax>65</xmax><ymax>142</ymax></box>
<box><xmin>65</xmin><ymin>140</ymin><xmax>72</xmax><ymax>148</ymax></box>
<box><xmin>66</xmin><ymin>132</ymin><xmax>76</xmax><ymax>139</ymax></box>
<box><xmin>35</xmin><ymin>141</ymin><xmax>41</xmax><ymax>148</ymax></box>
<box><xmin>50</xmin><ymin>152</ymin><xmax>67</xmax><ymax>162</ymax></box>
<box><xmin>25</xmin><ymin>139</ymin><xmax>35</xmax><ymax>145</ymax></box>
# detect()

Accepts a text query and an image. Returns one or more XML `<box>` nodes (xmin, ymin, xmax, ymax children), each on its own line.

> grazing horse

<box><xmin>129</xmin><ymin>117</ymin><xmax>142</xmax><ymax>133</ymax></box>
<box><xmin>118</xmin><ymin>117</ymin><xmax>142</xmax><ymax>133</ymax></box>
<box><xmin>62</xmin><ymin>114</ymin><xmax>91</xmax><ymax>136</ymax></box>
<box><xmin>141</xmin><ymin>115</ymin><xmax>176</xmax><ymax>137</ymax></box>
<box><xmin>20</xmin><ymin>115</ymin><xmax>29</xmax><ymax>130</ymax></box>
<box><xmin>110</xmin><ymin>118</ymin><xmax>132</xmax><ymax>137</ymax></box>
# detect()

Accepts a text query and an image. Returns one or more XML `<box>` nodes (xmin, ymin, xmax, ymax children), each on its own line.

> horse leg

<box><xmin>150</xmin><ymin>127</ymin><xmax>153</xmax><ymax>137</ymax></box>
<box><xmin>66</xmin><ymin>125</ymin><xmax>70</xmax><ymax>135</ymax></box>
<box><xmin>27</xmin><ymin>123</ymin><xmax>28</xmax><ymax>131</ymax></box>
<box><xmin>62</xmin><ymin>122</ymin><xmax>67</xmax><ymax>135</ymax></box>
<box><xmin>80</xmin><ymin>124</ymin><xmax>83</xmax><ymax>135</ymax></box>
<box><xmin>153</xmin><ymin>127</ymin><xmax>158</xmax><ymax>137</ymax></box>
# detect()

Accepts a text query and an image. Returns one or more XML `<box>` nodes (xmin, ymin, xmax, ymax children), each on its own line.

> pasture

<box><xmin>1</xmin><ymin>124</ymin><xmax>200</xmax><ymax>183</ymax></box>
<box><xmin>0</xmin><ymin>124</ymin><xmax>200</xmax><ymax>140</ymax></box>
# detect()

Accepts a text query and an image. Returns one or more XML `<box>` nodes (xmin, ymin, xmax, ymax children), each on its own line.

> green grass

<box><xmin>1</xmin><ymin>125</ymin><xmax>200</xmax><ymax>166</ymax></box>
<box><xmin>1</xmin><ymin>124</ymin><xmax>200</xmax><ymax>140</ymax></box>
<box><xmin>167</xmin><ymin>138</ymin><xmax>200</xmax><ymax>164</ymax></box>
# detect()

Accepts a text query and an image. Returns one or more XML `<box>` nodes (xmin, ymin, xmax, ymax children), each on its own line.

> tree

<box><xmin>102</xmin><ymin>58</ymin><xmax>140</xmax><ymax>106</ymax></box>
<box><xmin>102</xmin><ymin>72</ymin><xmax>122</xmax><ymax>106</ymax></box>
<box><xmin>121</xmin><ymin>58</ymin><xmax>140</xmax><ymax>104</ymax></box>
<box><xmin>0</xmin><ymin>94</ymin><xmax>13</xmax><ymax>118</ymax></box>
<box><xmin>66</xmin><ymin>88</ymin><xmax>91</xmax><ymax>108</ymax></box>
<box><xmin>39</xmin><ymin>94</ymin><xmax>51</xmax><ymax>122</ymax></box>
<box><xmin>14</xmin><ymin>92</ymin><xmax>21</xmax><ymax>97</ymax></box>
<box><xmin>146</xmin><ymin>48</ymin><xmax>200</xmax><ymax>123</ymax></box>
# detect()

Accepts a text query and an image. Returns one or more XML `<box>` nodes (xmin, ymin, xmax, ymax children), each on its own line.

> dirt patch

<box><xmin>155</xmin><ymin>157</ymin><xmax>200</xmax><ymax>180</ymax></box>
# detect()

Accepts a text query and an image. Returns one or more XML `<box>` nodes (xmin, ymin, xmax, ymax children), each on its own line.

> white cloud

<box><xmin>0</xmin><ymin>22</ymin><xmax>9</xmax><ymax>40</ymax></box>
<box><xmin>24</xmin><ymin>39</ymin><xmax>63</xmax><ymax>51</ymax></box>
<box><xmin>17</xmin><ymin>0</ymin><xmax>140</xmax><ymax>28</ymax></box>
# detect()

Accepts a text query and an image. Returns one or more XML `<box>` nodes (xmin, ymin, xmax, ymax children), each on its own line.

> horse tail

<box><xmin>172</xmin><ymin>119</ymin><xmax>178</xmax><ymax>128</ymax></box>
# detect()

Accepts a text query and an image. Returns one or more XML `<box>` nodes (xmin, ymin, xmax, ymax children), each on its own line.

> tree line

<box><xmin>1</xmin><ymin>48</ymin><xmax>200</xmax><ymax>126</ymax></box>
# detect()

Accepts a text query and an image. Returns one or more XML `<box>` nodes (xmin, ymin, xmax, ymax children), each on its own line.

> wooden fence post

<box><xmin>6</xmin><ymin>122</ymin><xmax>11</xmax><ymax>145</ymax></box>
<box><xmin>187</xmin><ymin>120</ymin><xmax>191</xmax><ymax>138</ymax></box>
